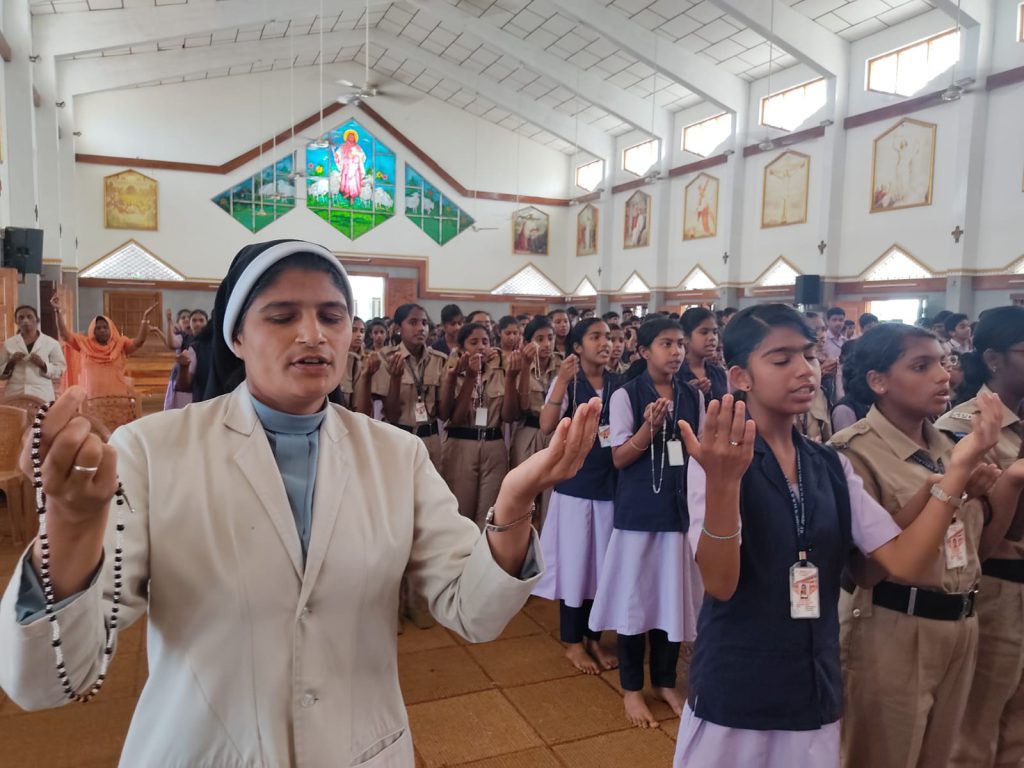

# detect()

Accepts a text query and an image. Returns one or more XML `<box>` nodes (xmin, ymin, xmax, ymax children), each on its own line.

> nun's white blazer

<box><xmin>0</xmin><ymin>383</ymin><xmax>542</xmax><ymax>767</ymax></box>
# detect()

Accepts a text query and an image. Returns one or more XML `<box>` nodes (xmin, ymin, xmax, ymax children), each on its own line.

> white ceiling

<box><xmin>31</xmin><ymin>0</ymin><xmax>942</xmax><ymax>154</ymax></box>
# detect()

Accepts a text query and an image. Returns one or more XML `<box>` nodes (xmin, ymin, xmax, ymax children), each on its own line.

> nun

<box><xmin>0</xmin><ymin>240</ymin><xmax>602</xmax><ymax>768</ymax></box>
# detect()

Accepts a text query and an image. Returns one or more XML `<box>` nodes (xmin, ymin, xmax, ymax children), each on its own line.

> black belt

<box><xmin>396</xmin><ymin>422</ymin><xmax>439</xmax><ymax>438</ymax></box>
<box><xmin>872</xmin><ymin>580</ymin><xmax>977</xmax><ymax>621</ymax></box>
<box><xmin>523</xmin><ymin>413</ymin><xmax>541</xmax><ymax>429</ymax></box>
<box><xmin>447</xmin><ymin>426</ymin><xmax>503</xmax><ymax>441</ymax></box>
<box><xmin>982</xmin><ymin>558</ymin><xmax>1024</xmax><ymax>584</ymax></box>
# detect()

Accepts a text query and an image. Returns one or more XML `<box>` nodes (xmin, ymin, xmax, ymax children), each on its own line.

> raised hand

<box><xmin>678</xmin><ymin>394</ymin><xmax>756</xmax><ymax>483</ymax></box>
<box><xmin>506</xmin><ymin>350</ymin><xmax>524</xmax><ymax>375</ymax></box>
<box><xmin>950</xmin><ymin>392</ymin><xmax>1002</xmax><ymax>471</ymax></box>
<box><xmin>467</xmin><ymin>353</ymin><xmax>483</xmax><ymax>377</ymax></box>
<box><xmin>521</xmin><ymin>342</ymin><xmax>538</xmax><ymax>364</ymax></box>
<box><xmin>49</xmin><ymin>294</ymin><xmax>63</xmax><ymax>310</ymax></box>
<box><xmin>965</xmin><ymin>463</ymin><xmax>1001</xmax><ymax>500</ymax></box>
<box><xmin>364</xmin><ymin>351</ymin><xmax>383</xmax><ymax>377</ymax></box>
<box><xmin>557</xmin><ymin>354</ymin><xmax>579</xmax><ymax>384</ymax></box>
<box><xmin>644</xmin><ymin>398</ymin><xmax>672</xmax><ymax>431</ymax></box>
<box><xmin>386</xmin><ymin>350</ymin><xmax>405</xmax><ymax>379</ymax></box>
<box><xmin>143</xmin><ymin>303</ymin><xmax>158</xmax><ymax>319</ymax></box>
<box><xmin>484</xmin><ymin>347</ymin><xmax>499</xmax><ymax>364</ymax></box>
<box><xmin>693</xmin><ymin>377</ymin><xmax>711</xmax><ymax>395</ymax></box>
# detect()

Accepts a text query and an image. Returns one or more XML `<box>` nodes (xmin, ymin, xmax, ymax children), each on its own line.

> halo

<box><xmin>343</xmin><ymin>129</ymin><xmax>359</xmax><ymax>142</ymax></box>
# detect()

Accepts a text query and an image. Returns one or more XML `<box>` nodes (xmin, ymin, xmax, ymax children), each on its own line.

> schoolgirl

<box><xmin>365</xmin><ymin>318</ymin><xmax>387</xmax><ymax>353</ymax></box>
<box><xmin>678</xmin><ymin>307</ymin><xmax>728</xmax><ymax>402</ymax></box>
<box><xmin>674</xmin><ymin>304</ymin><xmax>1001</xmax><ymax>768</ymax></box>
<box><xmin>439</xmin><ymin>322</ymin><xmax>519</xmax><ymax>527</ymax></box>
<box><xmin>497</xmin><ymin>315</ymin><xmax>522</xmax><ymax>356</ymax></box>
<box><xmin>936</xmin><ymin>306</ymin><xmax>1024</xmax><ymax>768</ymax></box>
<box><xmin>337</xmin><ymin>316</ymin><xmax>364</xmax><ymax>410</ymax></box>
<box><xmin>549</xmin><ymin>309</ymin><xmax>571</xmax><ymax>356</ymax></box>
<box><xmin>830</xmin><ymin>339</ymin><xmax>869</xmax><ymax>433</ymax></box>
<box><xmin>533</xmin><ymin>318</ymin><xmax>621</xmax><ymax>674</ymax></box>
<box><xmin>832</xmin><ymin>322</ymin><xmax>1024</xmax><ymax>768</ymax></box>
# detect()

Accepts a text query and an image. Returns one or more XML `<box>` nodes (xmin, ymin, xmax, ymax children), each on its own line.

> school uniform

<box><xmin>675</xmin><ymin>433</ymin><xmax>901</xmax><ymax>768</ymax></box>
<box><xmin>800</xmin><ymin>388</ymin><xmax>833</xmax><ymax>443</ymax></box>
<box><xmin>588</xmin><ymin>372</ymin><xmax>703</xmax><ymax>692</ymax></box>
<box><xmin>337</xmin><ymin>351</ymin><xmax>362</xmax><ymax>409</ymax></box>
<box><xmin>509</xmin><ymin>354</ymin><xmax>561</xmax><ymax>529</ymax></box>
<box><xmin>830</xmin><ymin>407</ymin><xmax>983</xmax><ymax>768</ymax></box>
<box><xmin>676</xmin><ymin>359</ymin><xmax>728</xmax><ymax>403</ymax></box>
<box><xmin>936</xmin><ymin>387</ymin><xmax>1024</xmax><ymax>768</ymax></box>
<box><xmin>441</xmin><ymin>355</ymin><xmax>509</xmax><ymax>528</ymax></box>
<box><xmin>532</xmin><ymin>369</ymin><xmax>619</xmax><ymax>644</ymax></box>
<box><xmin>370</xmin><ymin>343</ymin><xmax>448</xmax><ymax>470</ymax></box>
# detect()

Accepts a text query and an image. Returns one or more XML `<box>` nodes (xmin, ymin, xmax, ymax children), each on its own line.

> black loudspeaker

<box><xmin>2</xmin><ymin>227</ymin><xmax>44</xmax><ymax>275</ymax></box>
<box><xmin>794</xmin><ymin>274</ymin><xmax>822</xmax><ymax>306</ymax></box>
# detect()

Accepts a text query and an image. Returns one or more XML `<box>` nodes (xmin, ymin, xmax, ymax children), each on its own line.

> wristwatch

<box><xmin>930</xmin><ymin>483</ymin><xmax>966</xmax><ymax>509</ymax></box>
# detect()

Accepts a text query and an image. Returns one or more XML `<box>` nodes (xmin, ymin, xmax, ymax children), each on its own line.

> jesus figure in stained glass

<box><xmin>333</xmin><ymin>129</ymin><xmax>366</xmax><ymax>204</ymax></box>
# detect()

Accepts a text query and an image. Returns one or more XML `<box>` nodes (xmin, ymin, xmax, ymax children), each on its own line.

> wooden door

<box><xmin>509</xmin><ymin>303</ymin><xmax>547</xmax><ymax>318</ymax></box>
<box><xmin>384</xmin><ymin>277</ymin><xmax>417</xmax><ymax>317</ymax></box>
<box><xmin>0</xmin><ymin>267</ymin><xmax>17</xmax><ymax>343</ymax></box>
<box><xmin>39</xmin><ymin>280</ymin><xmax>58</xmax><ymax>338</ymax></box>
<box><xmin>834</xmin><ymin>300</ymin><xmax>866</xmax><ymax>326</ymax></box>
<box><xmin>104</xmin><ymin>290</ymin><xmax>161</xmax><ymax>337</ymax></box>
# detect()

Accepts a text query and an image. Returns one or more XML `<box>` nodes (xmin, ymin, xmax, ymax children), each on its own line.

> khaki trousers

<box><xmin>509</xmin><ymin>425</ymin><xmax>552</xmax><ymax>531</ymax></box>
<box><xmin>441</xmin><ymin>436</ymin><xmax>508</xmax><ymax>528</ymax></box>
<box><xmin>840</xmin><ymin>598</ymin><xmax>979</xmax><ymax>768</ymax></box>
<box><xmin>951</xmin><ymin>574</ymin><xmax>1024</xmax><ymax>768</ymax></box>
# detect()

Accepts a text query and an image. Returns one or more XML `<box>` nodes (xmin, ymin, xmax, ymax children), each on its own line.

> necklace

<box><xmin>31</xmin><ymin>404</ymin><xmax>134</xmax><ymax>703</ymax></box>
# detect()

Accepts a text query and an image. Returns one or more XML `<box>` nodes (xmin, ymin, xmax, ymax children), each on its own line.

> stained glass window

<box><xmin>404</xmin><ymin>165</ymin><xmax>474</xmax><ymax>245</ymax></box>
<box><xmin>212</xmin><ymin>154</ymin><xmax>296</xmax><ymax>233</ymax></box>
<box><xmin>305</xmin><ymin>119</ymin><xmax>396</xmax><ymax>240</ymax></box>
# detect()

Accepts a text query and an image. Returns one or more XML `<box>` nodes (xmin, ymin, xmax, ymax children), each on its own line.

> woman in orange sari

<box><xmin>50</xmin><ymin>294</ymin><xmax>156</xmax><ymax>398</ymax></box>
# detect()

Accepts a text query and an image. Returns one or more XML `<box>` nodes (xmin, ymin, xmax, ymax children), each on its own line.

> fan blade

<box><xmin>336</xmin><ymin>78</ymin><xmax>357</xmax><ymax>88</ymax></box>
<box><xmin>377</xmin><ymin>89</ymin><xmax>421</xmax><ymax>105</ymax></box>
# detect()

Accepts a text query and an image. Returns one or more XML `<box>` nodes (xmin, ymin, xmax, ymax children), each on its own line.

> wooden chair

<box><xmin>1</xmin><ymin>393</ymin><xmax>47</xmax><ymax>422</ymax></box>
<box><xmin>82</xmin><ymin>395</ymin><xmax>139</xmax><ymax>433</ymax></box>
<box><xmin>0</xmin><ymin>405</ymin><xmax>33</xmax><ymax>545</ymax></box>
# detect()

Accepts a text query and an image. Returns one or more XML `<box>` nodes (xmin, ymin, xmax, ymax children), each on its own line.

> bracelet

<box><xmin>629</xmin><ymin>437</ymin><xmax>647</xmax><ymax>451</ymax></box>
<box><xmin>701</xmin><ymin>523</ymin><xmax>742</xmax><ymax>541</ymax></box>
<box><xmin>484</xmin><ymin>504</ymin><xmax>536</xmax><ymax>533</ymax></box>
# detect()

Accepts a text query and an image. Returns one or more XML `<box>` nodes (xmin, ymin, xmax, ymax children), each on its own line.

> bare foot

<box><xmin>585</xmin><ymin>637</ymin><xmax>619</xmax><ymax>670</ymax></box>
<box><xmin>623</xmin><ymin>690</ymin><xmax>660</xmax><ymax>729</ymax></box>
<box><xmin>565</xmin><ymin>642</ymin><xmax>601</xmax><ymax>675</ymax></box>
<box><xmin>652</xmin><ymin>686</ymin><xmax>684</xmax><ymax>716</ymax></box>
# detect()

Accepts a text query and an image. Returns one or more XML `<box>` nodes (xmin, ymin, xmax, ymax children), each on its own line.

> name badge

<box><xmin>667</xmin><ymin>439</ymin><xmax>685</xmax><ymax>466</ymax></box>
<box><xmin>475</xmin><ymin>407</ymin><xmax>489</xmax><ymax>427</ymax></box>
<box><xmin>598</xmin><ymin>423</ymin><xmax>612</xmax><ymax>448</ymax></box>
<box><xmin>790</xmin><ymin>562</ymin><xmax>821</xmax><ymax>619</ymax></box>
<box><xmin>414</xmin><ymin>400</ymin><xmax>429</xmax><ymax>424</ymax></box>
<box><xmin>944</xmin><ymin>519</ymin><xmax>968</xmax><ymax>569</ymax></box>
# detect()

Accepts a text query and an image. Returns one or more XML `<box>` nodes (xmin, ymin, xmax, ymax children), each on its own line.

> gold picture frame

<box><xmin>624</xmin><ymin>190</ymin><xmax>651</xmax><ymax>249</ymax></box>
<box><xmin>683</xmin><ymin>173</ymin><xmax>719</xmax><ymax>240</ymax></box>
<box><xmin>870</xmin><ymin>118</ymin><xmax>936</xmax><ymax>213</ymax></box>
<box><xmin>512</xmin><ymin>206</ymin><xmax>549</xmax><ymax>256</ymax></box>
<box><xmin>761</xmin><ymin>150</ymin><xmax>810</xmax><ymax>228</ymax></box>
<box><xmin>104</xmin><ymin>169</ymin><xmax>159</xmax><ymax>231</ymax></box>
<box><xmin>576</xmin><ymin>204</ymin><xmax>598</xmax><ymax>256</ymax></box>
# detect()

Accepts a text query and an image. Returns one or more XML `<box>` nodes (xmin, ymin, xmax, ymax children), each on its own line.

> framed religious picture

<box><xmin>870</xmin><ymin>118</ymin><xmax>936</xmax><ymax>213</ymax></box>
<box><xmin>624</xmin><ymin>190</ymin><xmax>651</xmax><ymax>249</ymax></box>
<box><xmin>683</xmin><ymin>173</ymin><xmax>719</xmax><ymax>240</ymax></box>
<box><xmin>512</xmin><ymin>206</ymin><xmax>549</xmax><ymax>255</ymax></box>
<box><xmin>762</xmin><ymin>150</ymin><xmax>810</xmax><ymax>228</ymax></box>
<box><xmin>576</xmin><ymin>204</ymin><xmax>598</xmax><ymax>256</ymax></box>
<box><xmin>104</xmin><ymin>170</ymin><xmax>159</xmax><ymax>230</ymax></box>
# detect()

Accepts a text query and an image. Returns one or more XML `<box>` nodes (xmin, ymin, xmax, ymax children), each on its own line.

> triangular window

<box><xmin>81</xmin><ymin>241</ymin><xmax>184</xmax><ymax>281</ymax></box>
<box><xmin>574</xmin><ymin>277</ymin><xmax>598</xmax><ymax>297</ymax></box>
<box><xmin>492</xmin><ymin>265</ymin><xmax>562</xmax><ymax>297</ymax></box>
<box><xmin>681</xmin><ymin>267</ymin><xmax>716</xmax><ymax>291</ymax></box>
<box><xmin>862</xmin><ymin>246</ymin><xmax>933</xmax><ymax>281</ymax></box>
<box><xmin>757</xmin><ymin>258</ymin><xmax>800</xmax><ymax>287</ymax></box>
<box><xmin>622</xmin><ymin>272</ymin><xmax>650</xmax><ymax>293</ymax></box>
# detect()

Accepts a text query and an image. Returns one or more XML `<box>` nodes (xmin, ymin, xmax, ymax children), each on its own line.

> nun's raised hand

<box><xmin>679</xmin><ymin>394</ymin><xmax>755</xmax><ymax>485</ymax></box>
<box><xmin>499</xmin><ymin>397</ymin><xmax>601</xmax><ymax>502</ymax></box>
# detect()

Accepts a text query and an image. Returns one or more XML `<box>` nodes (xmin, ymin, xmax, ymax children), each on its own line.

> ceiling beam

<box><xmin>58</xmin><ymin>29</ymin><xmax>368</xmax><ymax>95</ymax></box>
<box><xmin>708</xmin><ymin>0</ymin><xmax>847</xmax><ymax>78</ymax></box>
<box><xmin>375</xmin><ymin>31</ymin><xmax>613</xmax><ymax>159</ymax></box>
<box><xmin>404</xmin><ymin>0</ymin><xmax>671</xmax><ymax>138</ymax></box>
<box><xmin>33</xmin><ymin>0</ymin><xmax>391</xmax><ymax>58</ymax></box>
<box><xmin>533</xmin><ymin>0</ymin><xmax>747</xmax><ymax>114</ymax></box>
<box><xmin>929</xmin><ymin>0</ymin><xmax>987</xmax><ymax>27</ymax></box>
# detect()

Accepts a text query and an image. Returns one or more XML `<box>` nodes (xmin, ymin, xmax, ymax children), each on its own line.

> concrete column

<box><xmin>3</xmin><ymin>0</ymin><xmax>38</xmax><ymax>228</ymax></box>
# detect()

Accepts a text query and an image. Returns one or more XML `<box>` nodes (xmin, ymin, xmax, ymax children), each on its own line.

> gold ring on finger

<box><xmin>73</xmin><ymin>465</ymin><xmax>100</xmax><ymax>474</ymax></box>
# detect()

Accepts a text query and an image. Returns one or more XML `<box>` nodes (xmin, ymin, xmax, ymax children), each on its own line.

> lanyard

<box><xmin>783</xmin><ymin>449</ymin><xmax>811</xmax><ymax>563</ymax></box>
<box><xmin>571</xmin><ymin>371</ymin><xmax>611</xmax><ymax>424</ymax></box>
<box><xmin>405</xmin><ymin>354</ymin><xmax>427</xmax><ymax>400</ymax></box>
<box><xmin>649</xmin><ymin>377</ymin><xmax>681</xmax><ymax>494</ymax></box>
<box><xmin>910</xmin><ymin>451</ymin><xmax>945</xmax><ymax>475</ymax></box>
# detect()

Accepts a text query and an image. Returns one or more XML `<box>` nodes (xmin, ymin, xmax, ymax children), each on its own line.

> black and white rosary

<box><xmin>31</xmin><ymin>404</ymin><xmax>133</xmax><ymax>703</ymax></box>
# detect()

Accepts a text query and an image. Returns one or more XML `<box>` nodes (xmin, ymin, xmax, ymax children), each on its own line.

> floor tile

<box><xmin>466</xmin><ymin>633</ymin><xmax>578</xmax><ymax>687</ymax></box>
<box><xmin>522</xmin><ymin>597</ymin><xmax>560</xmax><ymax>633</ymax></box>
<box><xmin>397</xmin><ymin>621</ymin><xmax>457</xmax><ymax>655</ymax></box>
<box><xmin>553</xmin><ymin>727</ymin><xmax>677</xmax><ymax>767</ymax></box>
<box><xmin>398</xmin><ymin>645</ymin><xmax>493</xmax><ymax>705</ymax></box>
<box><xmin>453</xmin><ymin>746</ymin><xmax>563</xmax><ymax>767</ymax></box>
<box><xmin>504</xmin><ymin>675</ymin><xmax>630</xmax><ymax>744</ymax></box>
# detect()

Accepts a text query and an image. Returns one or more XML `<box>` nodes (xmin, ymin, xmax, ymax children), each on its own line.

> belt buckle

<box><xmin>906</xmin><ymin>586</ymin><xmax>918</xmax><ymax>616</ymax></box>
<box><xmin>961</xmin><ymin>588</ymin><xmax>978</xmax><ymax>619</ymax></box>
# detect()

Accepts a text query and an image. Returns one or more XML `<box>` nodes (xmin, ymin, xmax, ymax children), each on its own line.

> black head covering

<box><xmin>203</xmin><ymin>240</ymin><xmax>353</xmax><ymax>402</ymax></box>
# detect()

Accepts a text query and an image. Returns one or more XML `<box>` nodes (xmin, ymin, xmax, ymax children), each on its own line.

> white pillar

<box><xmin>3</xmin><ymin>0</ymin><xmax>38</xmax><ymax>229</ymax></box>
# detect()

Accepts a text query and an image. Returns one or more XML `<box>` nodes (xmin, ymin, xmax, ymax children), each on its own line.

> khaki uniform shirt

<box><xmin>525</xmin><ymin>354</ymin><xmax>562</xmax><ymax>416</ymax></box>
<box><xmin>801</xmin><ymin>387</ymin><xmax>833</xmax><ymax>444</ymax></box>
<box><xmin>370</xmin><ymin>343</ymin><xmax>448</xmax><ymax>426</ymax></box>
<box><xmin>446</xmin><ymin>352</ymin><xmax>506</xmax><ymax>429</ymax></box>
<box><xmin>830</xmin><ymin>405</ymin><xmax>982</xmax><ymax>593</ymax></box>
<box><xmin>338</xmin><ymin>351</ymin><xmax>363</xmax><ymax>400</ymax></box>
<box><xmin>936</xmin><ymin>385</ymin><xmax>1024</xmax><ymax>560</ymax></box>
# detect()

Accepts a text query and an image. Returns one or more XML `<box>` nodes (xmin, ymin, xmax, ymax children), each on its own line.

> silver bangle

<box><xmin>701</xmin><ymin>523</ymin><xmax>741</xmax><ymax>541</ymax></box>
<box><xmin>484</xmin><ymin>504</ymin><xmax>536</xmax><ymax>533</ymax></box>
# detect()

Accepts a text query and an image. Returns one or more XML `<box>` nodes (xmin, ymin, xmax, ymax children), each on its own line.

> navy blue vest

<box><xmin>688</xmin><ymin>433</ymin><xmax>852</xmax><ymax>731</ymax></box>
<box><xmin>676</xmin><ymin>360</ymin><xmax>728</xmax><ymax>403</ymax></box>
<box><xmin>614</xmin><ymin>372</ymin><xmax>701</xmax><ymax>532</ymax></box>
<box><xmin>554</xmin><ymin>370</ymin><xmax>621</xmax><ymax>501</ymax></box>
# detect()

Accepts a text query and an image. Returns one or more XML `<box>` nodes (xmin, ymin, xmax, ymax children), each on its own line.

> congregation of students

<box><xmin>5</xmin><ymin>290</ymin><xmax>1024</xmax><ymax>768</ymax></box>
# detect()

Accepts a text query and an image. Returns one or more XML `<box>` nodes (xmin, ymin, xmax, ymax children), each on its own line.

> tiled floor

<box><xmin>0</xmin><ymin>532</ymin><xmax>686</xmax><ymax>767</ymax></box>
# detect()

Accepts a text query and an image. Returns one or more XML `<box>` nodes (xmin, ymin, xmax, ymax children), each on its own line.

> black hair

<box><xmin>548</xmin><ymin>308</ymin><xmax>568</xmax><ymax>320</ymax></box>
<box><xmin>608</xmin><ymin>323</ymin><xmax>622</xmax><ymax>333</ymax></box>
<box><xmin>497</xmin><ymin>315</ymin><xmax>520</xmax><ymax>332</ymax></box>
<box><xmin>523</xmin><ymin>315</ymin><xmax>553</xmax><ymax>342</ymax></box>
<box><xmin>566</xmin><ymin>307</ymin><xmax>580</xmax><ymax>318</ymax></box>
<box><xmin>680</xmin><ymin>307</ymin><xmax>715</xmax><ymax>335</ymax></box>
<box><xmin>457</xmin><ymin>321</ymin><xmax>490</xmax><ymax>347</ymax></box>
<box><xmin>722</xmin><ymin>307</ymin><xmax>737</xmax><ymax>317</ymax></box>
<box><xmin>859</xmin><ymin>313</ymin><xmax>878</xmax><ymax>329</ymax></box>
<box><xmin>352</xmin><ymin>315</ymin><xmax>364</xmax><ymax>325</ymax></box>
<box><xmin>944</xmin><ymin>312</ymin><xmax>968</xmax><ymax>336</ymax></box>
<box><xmin>668</xmin><ymin>312</ymin><xmax>681</xmax><ymax>320</ymax></box>
<box><xmin>931</xmin><ymin>310</ymin><xmax>953</xmax><ymax>325</ymax></box>
<box><xmin>365</xmin><ymin>318</ymin><xmax>387</xmax><ymax>345</ymax></box>
<box><xmin>466</xmin><ymin>310</ymin><xmax>490</xmax><ymax>324</ymax></box>
<box><xmin>515</xmin><ymin>313</ymin><xmax>530</xmax><ymax>322</ymax></box>
<box><xmin>189</xmin><ymin>309</ymin><xmax>209</xmax><ymax>321</ymax></box>
<box><xmin>958</xmin><ymin>306</ymin><xmax>1024</xmax><ymax>403</ymax></box>
<box><xmin>844</xmin><ymin>323</ymin><xmax>937</xmax><ymax>406</ymax></box>
<box><xmin>440</xmin><ymin>304</ymin><xmax>463</xmax><ymax>324</ymax></box>
<box><xmin>177</xmin><ymin>308</ymin><xmax>192</xmax><ymax>318</ymax></box>
<box><xmin>234</xmin><ymin>252</ymin><xmax>349</xmax><ymax>340</ymax></box>
<box><xmin>393</xmin><ymin>303</ymin><xmax>427</xmax><ymax>326</ymax></box>
<box><xmin>14</xmin><ymin>305</ymin><xmax>38</xmax><ymax>320</ymax></box>
<box><xmin>804</xmin><ymin>310</ymin><xmax>820</xmax><ymax>319</ymax></box>
<box><xmin>623</xmin><ymin>317</ymin><xmax>682</xmax><ymax>381</ymax></box>
<box><xmin>843</xmin><ymin>319</ymin><xmax>855</xmax><ymax>328</ymax></box>
<box><xmin>722</xmin><ymin>304</ymin><xmax>815</xmax><ymax>369</ymax></box>
<box><xmin>602</xmin><ymin>311</ymin><xmax>621</xmax><ymax>322</ymax></box>
<box><xmin>567</xmin><ymin>317</ymin><xmax>605</xmax><ymax>356</ymax></box>
<box><xmin>825</xmin><ymin>307</ymin><xmax>845</xmax><ymax>320</ymax></box>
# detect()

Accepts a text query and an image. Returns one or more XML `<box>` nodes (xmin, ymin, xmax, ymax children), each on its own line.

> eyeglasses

<box><xmin>941</xmin><ymin>354</ymin><xmax>960</xmax><ymax>371</ymax></box>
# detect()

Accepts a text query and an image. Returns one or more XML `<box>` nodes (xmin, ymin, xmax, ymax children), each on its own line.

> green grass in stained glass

<box><xmin>404</xmin><ymin>163</ymin><xmax>474</xmax><ymax>246</ymax></box>
<box><xmin>212</xmin><ymin>154</ymin><xmax>296</xmax><ymax>233</ymax></box>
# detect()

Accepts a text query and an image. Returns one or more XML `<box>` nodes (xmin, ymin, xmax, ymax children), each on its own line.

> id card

<box><xmin>667</xmin><ymin>439</ymin><xmax>685</xmax><ymax>467</ymax></box>
<box><xmin>789</xmin><ymin>562</ymin><xmax>821</xmax><ymax>619</ymax></box>
<box><xmin>475</xmin><ymin>407</ymin><xmax>489</xmax><ymax>427</ymax></box>
<box><xmin>598</xmin><ymin>424</ymin><xmax>612</xmax><ymax>448</ymax></box>
<box><xmin>414</xmin><ymin>400</ymin><xmax>429</xmax><ymax>424</ymax></box>
<box><xmin>944</xmin><ymin>519</ymin><xmax>968</xmax><ymax>569</ymax></box>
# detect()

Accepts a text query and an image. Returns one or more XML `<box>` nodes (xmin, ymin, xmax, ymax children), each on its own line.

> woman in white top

<box><xmin>0</xmin><ymin>305</ymin><xmax>66</xmax><ymax>401</ymax></box>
